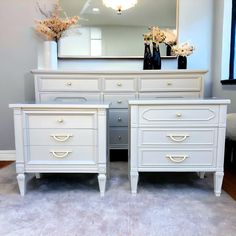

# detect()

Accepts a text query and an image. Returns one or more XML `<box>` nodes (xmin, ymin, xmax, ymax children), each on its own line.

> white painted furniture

<box><xmin>129</xmin><ymin>99</ymin><xmax>230</xmax><ymax>196</ymax></box>
<box><xmin>32</xmin><ymin>70</ymin><xmax>207</xmax><ymax>150</ymax></box>
<box><xmin>9</xmin><ymin>103</ymin><xmax>109</xmax><ymax>197</ymax></box>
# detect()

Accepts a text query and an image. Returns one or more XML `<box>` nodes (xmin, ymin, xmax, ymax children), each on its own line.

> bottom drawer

<box><xmin>26</xmin><ymin>146</ymin><xmax>96</xmax><ymax>165</ymax></box>
<box><xmin>139</xmin><ymin>149</ymin><xmax>215</xmax><ymax>167</ymax></box>
<box><xmin>139</xmin><ymin>92</ymin><xmax>200</xmax><ymax>99</ymax></box>
<box><xmin>110</xmin><ymin>128</ymin><xmax>128</xmax><ymax>145</ymax></box>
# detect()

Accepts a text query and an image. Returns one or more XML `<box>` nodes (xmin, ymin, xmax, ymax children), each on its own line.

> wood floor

<box><xmin>0</xmin><ymin>161</ymin><xmax>13</xmax><ymax>169</ymax></box>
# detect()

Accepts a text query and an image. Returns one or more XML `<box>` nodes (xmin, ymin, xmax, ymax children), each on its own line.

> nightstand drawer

<box><xmin>39</xmin><ymin>93</ymin><xmax>101</xmax><ymax>103</ymax></box>
<box><xmin>140</xmin><ymin>78</ymin><xmax>201</xmax><ymax>92</ymax></box>
<box><xmin>39</xmin><ymin>78</ymin><xmax>100</xmax><ymax>92</ymax></box>
<box><xmin>139</xmin><ymin>92</ymin><xmax>200</xmax><ymax>99</ymax></box>
<box><xmin>139</xmin><ymin>149</ymin><xmax>215</xmax><ymax>167</ymax></box>
<box><xmin>104</xmin><ymin>78</ymin><xmax>136</xmax><ymax>91</ymax></box>
<box><xmin>139</xmin><ymin>105</ymin><xmax>219</xmax><ymax>125</ymax></box>
<box><xmin>104</xmin><ymin>94</ymin><xmax>136</xmax><ymax>108</ymax></box>
<box><xmin>139</xmin><ymin>128</ymin><xmax>217</xmax><ymax>146</ymax></box>
<box><xmin>110</xmin><ymin>128</ymin><xmax>128</xmax><ymax>145</ymax></box>
<box><xmin>25</xmin><ymin>113</ymin><xmax>96</xmax><ymax>129</ymax></box>
<box><xmin>109</xmin><ymin>110</ymin><xmax>128</xmax><ymax>127</ymax></box>
<box><xmin>27</xmin><ymin>129</ymin><xmax>97</xmax><ymax>146</ymax></box>
<box><xmin>27</xmin><ymin>146</ymin><xmax>96</xmax><ymax>165</ymax></box>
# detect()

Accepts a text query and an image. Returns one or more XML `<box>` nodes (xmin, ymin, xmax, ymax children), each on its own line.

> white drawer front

<box><xmin>27</xmin><ymin>146</ymin><xmax>96</xmax><ymax>165</ymax></box>
<box><xmin>139</xmin><ymin>149</ymin><xmax>215</xmax><ymax>167</ymax></box>
<box><xmin>139</xmin><ymin>92</ymin><xmax>200</xmax><ymax>99</ymax></box>
<box><xmin>39</xmin><ymin>78</ymin><xmax>100</xmax><ymax>92</ymax></box>
<box><xmin>104</xmin><ymin>94</ymin><xmax>136</xmax><ymax>108</ymax></box>
<box><xmin>110</xmin><ymin>128</ymin><xmax>128</xmax><ymax>145</ymax></box>
<box><xmin>139</xmin><ymin>128</ymin><xmax>217</xmax><ymax>146</ymax></box>
<box><xmin>140</xmin><ymin>78</ymin><xmax>201</xmax><ymax>92</ymax></box>
<box><xmin>25</xmin><ymin>113</ymin><xmax>96</xmax><ymax>129</ymax></box>
<box><xmin>139</xmin><ymin>105</ymin><xmax>219</xmax><ymax>125</ymax></box>
<box><xmin>27</xmin><ymin>129</ymin><xmax>97</xmax><ymax>146</ymax></box>
<box><xmin>39</xmin><ymin>93</ymin><xmax>101</xmax><ymax>103</ymax></box>
<box><xmin>104</xmin><ymin>78</ymin><xmax>136</xmax><ymax>91</ymax></box>
<box><xmin>109</xmin><ymin>110</ymin><xmax>128</xmax><ymax>127</ymax></box>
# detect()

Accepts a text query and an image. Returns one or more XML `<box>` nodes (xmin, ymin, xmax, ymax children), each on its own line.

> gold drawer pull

<box><xmin>167</xmin><ymin>134</ymin><xmax>189</xmax><ymax>142</ymax></box>
<box><xmin>117</xmin><ymin>82</ymin><xmax>122</xmax><ymax>87</ymax></box>
<box><xmin>118</xmin><ymin>136</ymin><xmax>122</xmax><ymax>140</ymax></box>
<box><xmin>118</xmin><ymin>117</ymin><xmax>122</xmax><ymax>122</ymax></box>
<box><xmin>50</xmin><ymin>151</ymin><xmax>72</xmax><ymax>158</ymax></box>
<box><xmin>117</xmin><ymin>100</ymin><xmax>122</xmax><ymax>104</ymax></box>
<box><xmin>166</xmin><ymin>155</ymin><xmax>188</xmax><ymax>163</ymax></box>
<box><xmin>50</xmin><ymin>134</ymin><xmax>73</xmax><ymax>142</ymax></box>
<box><xmin>66</xmin><ymin>82</ymin><xmax>72</xmax><ymax>86</ymax></box>
<box><xmin>57</xmin><ymin>118</ymin><xmax>64</xmax><ymax>123</ymax></box>
<box><xmin>176</xmin><ymin>113</ymin><xmax>182</xmax><ymax>118</ymax></box>
<box><xmin>167</xmin><ymin>82</ymin><xmax>172</xmax><ymax>86</ymax></box>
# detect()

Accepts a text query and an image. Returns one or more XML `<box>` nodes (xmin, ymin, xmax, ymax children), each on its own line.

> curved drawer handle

<box><xmin>166</xmin><ymin>155</ymin><xmax>188</xmax><ymax>163</ymax></box>
<box><xmin>50</xmin><ymin>134</ymin><xmax>73</xmax><ymax>142</ymax></box>
<box><xmin>167</xmin><ymin>134</ymin><xmax>189</xmax><ymax>142</ymax></box>
<box><xmin>50</xmin><ymin>151</ymin><xmax>72</xmax><ymax>158</ymax></box>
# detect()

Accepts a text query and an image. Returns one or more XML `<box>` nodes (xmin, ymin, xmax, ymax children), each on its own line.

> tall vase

<box><xmin>152</xmin><ymin>42</ymin><xmax>161</xmax><ymax>70</ymax></box>
<box><xmin>178</xmin><ymin>56</ymin><xmax>187</xmax><ymax>69</ymax></box>
<box><xmin>38</xmin><ymin>41</ymin><xmax>58</xmax><ymax>70</ymax></box>
<box><xmin>143</xmin><ymin>43</ymin><xmax>152</xmax><ymax>70</ymax></box>
<box><xmin>166</xmin><ymin>44</ymin><xmax>172</xmax><ymax>56</ymax></box>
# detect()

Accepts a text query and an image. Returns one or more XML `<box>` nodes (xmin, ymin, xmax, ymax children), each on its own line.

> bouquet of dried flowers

<box><xmin>143</xmin><ymin>26</ymin><xmax>166</xmax><ymax>44</ymax></box>
<box><xmin>35</xmin><ymin>0</ymin><xmax>79</xmax><ymax>41</ymax></box>
<box><xmin>163</xmin><ymin>29</ymin><xmax>177</xmax><ymax>46</ymax></box>
<box><xmin>172</xmin><ymin>42</ymin><xmax>195</xmax><ymax>57</ymax></box>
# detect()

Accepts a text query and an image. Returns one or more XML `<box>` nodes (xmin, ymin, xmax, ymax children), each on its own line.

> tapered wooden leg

<box><xmin>130</xmin><ymin>172</ymin><xmax>139</xmax><ymax>196</ymax></box>
<box><xmin>35</xmin><ymin>173</ymin><xmax>41</xmax><ymax>179</ymax></box>
<box><xmin>17</xmin><ymin>174</ymin><xmax>26</xmax><ymax>196</ymax></box>
<box><xmin>98</xmin><ymin>174</ymin><xmax>106</xmax><ymax>197</ymax></box>
<box><xmin>214</xmin><ymin>172</ymin><xmax>224</xmax><ymax>197</ymax></box>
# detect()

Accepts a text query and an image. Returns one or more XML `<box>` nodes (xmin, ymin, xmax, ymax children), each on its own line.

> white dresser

<box><xmin>9</xmin><ymin>103</ymin><xmax>109</xmax><ymax>197</ymax></box>
<box><xmin>129</xmin><ymin>99</ymin><xmax>230</xmax><ymax>196</ymax></box>
<box><xmin>32</xmin><ymin>70</ymin><xmax>207</xmax><ymax>150</ymax></box>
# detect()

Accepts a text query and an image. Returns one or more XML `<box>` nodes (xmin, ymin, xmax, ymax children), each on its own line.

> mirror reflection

<box><xmin>58</xmin><ymin>0</ymin><xmax>177</xmax><ymax>58</ymax></box>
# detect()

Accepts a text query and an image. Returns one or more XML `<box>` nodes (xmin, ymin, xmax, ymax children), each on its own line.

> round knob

<box><xmin>57</xmin><ymin>118</ymin><xmax>64</xmax><ymax>123</ymax></box>
<box><xmin>118</xmin><ymin>117</ymin><xmax>122</xmax><ymax>122</ymax></box>
<box><xmin>167</xmin><ymin>82</ymin><xmax>172</xmax><ymax>86</ymax></box>
<box><xmin>117</xmin><ymin>82</ymin><xmax>122</xmax><ymax>87</ymax></box>
<box><xmin>118</xmin><ymin>136</ymin><xmax>122</xmax><ymax>140</ymax></box>
<box><xmin>66</xmin><ymin>82</ymin><xmax>72</xmax><ymax>86</ymax></box>
<box><xmin>176</xmin><ymin>113</ymin><xmax>182</xmax><ymax>118</ymax></box>
<box><xmin>117</xmin><ymin>100</ymin><xmax>122</xmax><ymax>104</ymax></box>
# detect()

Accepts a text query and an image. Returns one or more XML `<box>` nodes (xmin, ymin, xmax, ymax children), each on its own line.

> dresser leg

<box><xmin>17</xmin><ymin>174</ymin><xmax>26</xmax><ymax>196</ymax></box>
<box><xmin>199</xmin><ymin>172</ymin><xmax>205</xmax><ymax>179</ymax></box>
<box><xmin>130</xmin><ymin>172</ymin><xmax>139</xmax><ymax>196</ymax></box>
<box><xmin>214</xmin><ymin>172</ymin><xmax>224</xmax><ymax>197</ymax></box>
<box><xmin>35</xmin><ymin>173</ymin><xmax>41</xmax><ymax>179</ymax></box>
<box><xmin>98</xmin><ymin>174</ymin><xmax>106</xmax><ymax>197</ymax></box>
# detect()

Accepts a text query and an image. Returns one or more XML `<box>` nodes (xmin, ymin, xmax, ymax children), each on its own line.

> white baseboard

<box><xmin>0</xmin><ymin>150</ymin><xmax>16</xmax><ymax>161</ymax></box>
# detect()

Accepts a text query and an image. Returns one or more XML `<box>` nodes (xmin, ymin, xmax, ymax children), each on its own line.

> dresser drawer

<box><xmin>109</xmin><ymin>109</ymin><xmax>128</xmax><ymax>127</ymax></box>
<box><xmin>39</xmin><ymin>93</ymin><xmax>101</xmax><ymax>103</ymax></box>
<box><xmin>27</xmin><ymin>129</ymin><xmax>97</xmax><ymax>146</ymax></box>
<box><xmin>38</xmin><ymin>78</ymin><xmax>100</xmax><ymax>92</ymax></box>
<box><xmin>139</xmin><ymin>78</ymin><xmax>201</xmax><ymax>92</ymax></box>
<box><xmin>110</xmin><ymin>127</ymin><xmax>128</xmax><ymax>145</ymax></box>
<box><xmin>139</xmin><ymin>92</ymin><xmax>200</xmax><ymax>99</ymax></box>
<box><xmin>139</xmin><ymin>128</ymin><xmax>217</xmax><ymax>146</ymax></box>
<box><xmin>25</xmin><ymin>113</ymin><xmax>96</xmax><ymax>129</ymax></box>
<box><xmin>27</xmin><ymin>146</ymin><xmax>96</xmax><ymax>165</ymax></box>
<box><xmin>104</xmin><ymin>78</ymin><xmax>136</xmax><ymax>91</ymax></box>
<box><xmin>104</xmin><ymin>94</ymin><xmax>136</xmax><ymax>108</ymax></box>
<box><xmin>139</xmin><ymin>105</ymin><xmax>219</xmax><ymax>125</ymax></box>
<box><xmin>139</xmin><ymin>149</ymin><xmax>215</xmax><ymax>167</ymax></box>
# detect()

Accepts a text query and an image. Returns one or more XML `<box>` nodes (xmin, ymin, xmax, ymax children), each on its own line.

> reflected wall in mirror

<box><xmin>58</xmin><ymin>0</ymin><xmax>178</xmax><ymax>58</ymax></box>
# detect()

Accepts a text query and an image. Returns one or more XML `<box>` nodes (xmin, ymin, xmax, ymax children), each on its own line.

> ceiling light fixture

<box><xmin>103</xmin><ymin>0</ymin><xmax>137</xmax><ymax>15</ymax></box>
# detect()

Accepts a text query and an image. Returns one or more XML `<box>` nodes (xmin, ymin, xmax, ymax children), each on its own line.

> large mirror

<box><xmin>58</xmin><ymin>0</ymin><xmax>178</xmax><ymax>58</ymax></box>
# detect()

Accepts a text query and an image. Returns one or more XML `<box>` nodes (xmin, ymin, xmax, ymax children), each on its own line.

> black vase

<box><xmin>178</xmin><ymin>56</ymin><xmax>187</xmax><ymax>69</ymax></box>
<box><xmin>152</xmin><ymin>42</ymin><xmax>161</xmax><ymax>70</ymax></box>
<box><xmin>166</xmin><ymin>44</ymin><xmax>172</xmax><ymax>56</ymax></box>
<box><xmin>143</xmin><ymin>43</ymin><xmax>152</xmax><ymax>70</ymax></box>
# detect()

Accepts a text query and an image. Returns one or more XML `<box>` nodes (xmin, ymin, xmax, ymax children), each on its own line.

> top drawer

<box><xmin>38</xmin><ymin>78</ymin><xmax>100</xmax><ymax>92</ymax></box>
<box><xmin>138</xmin><ymin>105</ymin><xmax>219</xmax><ymax>125</ymax></box>
<box><xmin>103</xmin><ymin>78</ymin><xmax>136</xmax><ymax>91</ymax></box>
<box><xmin>139</xmin><ymin>78</ymin><xmax>201</xmax><ymax>92</ymax></box>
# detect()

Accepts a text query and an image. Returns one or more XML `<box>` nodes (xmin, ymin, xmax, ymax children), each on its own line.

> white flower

<box><xmin>172</xmin><ymin>42</ymin><xmax>195</xmax><ymax>57</ymax></box>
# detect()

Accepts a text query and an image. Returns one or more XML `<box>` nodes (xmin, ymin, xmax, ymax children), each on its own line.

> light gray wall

<box><xmin>0</xmin><ymin>0</ymin><xmax>214</xmax><ymax>150</ymax></box>
<box><xmin>212</xmin><ymin>0</ymin><xmax>236</xmax><ymax>113</ymax></box>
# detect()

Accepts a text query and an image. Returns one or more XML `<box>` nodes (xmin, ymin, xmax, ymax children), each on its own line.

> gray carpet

<box><xmin>0</xmin><ymin>162</ymin><xmax>236</xmax><ymax>236</ymax></box>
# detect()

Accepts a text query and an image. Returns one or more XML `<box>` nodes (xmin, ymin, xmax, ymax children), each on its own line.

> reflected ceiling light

<box><xmin>103</xmin><ymin>0</ymin><xmax>138</xmax><ymax>15</ymax></box>
<box><xmin>92</xmin><ymin>8</ymin><xmax>100</xmax><ymax>12</ymax></box>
